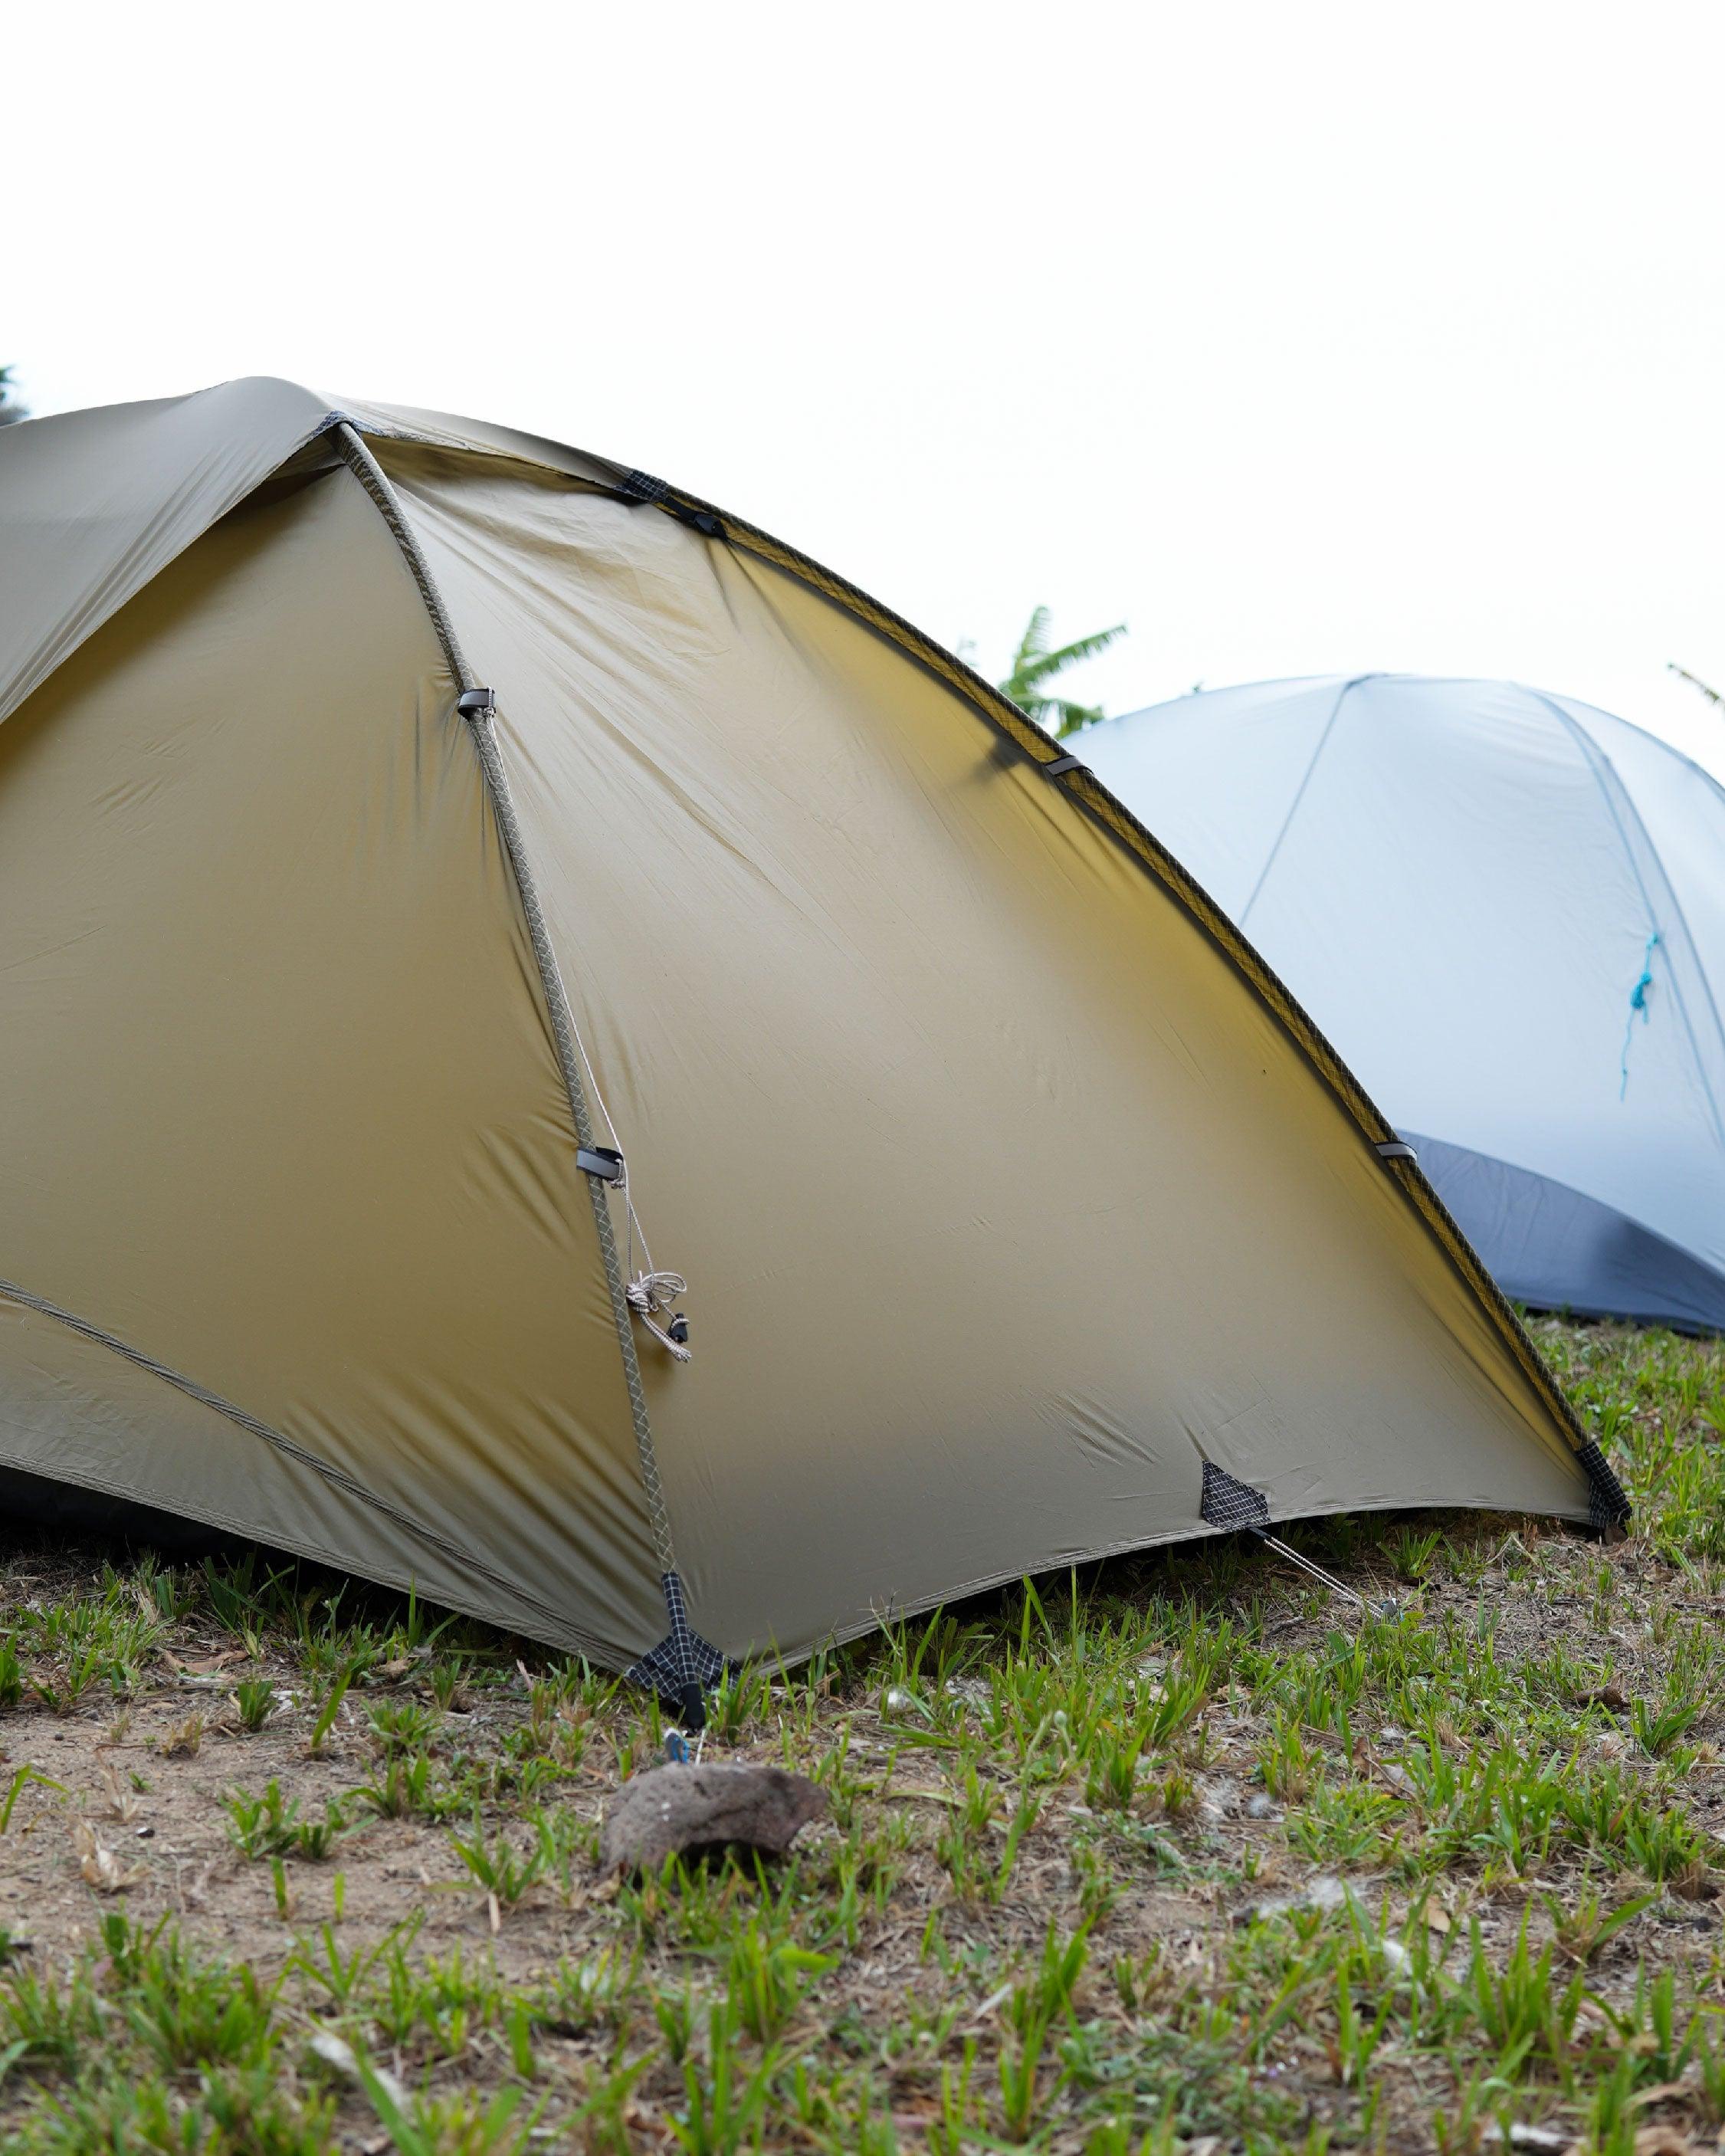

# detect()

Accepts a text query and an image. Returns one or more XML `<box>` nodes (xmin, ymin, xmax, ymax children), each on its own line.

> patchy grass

<box><xmin>0</xmin><ymin>1319</ymin><xmax>1721</xmax><ymax>2151</ymax></box>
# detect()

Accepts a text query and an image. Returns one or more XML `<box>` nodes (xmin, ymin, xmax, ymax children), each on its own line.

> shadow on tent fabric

<box><xmin>1410</xmin><ymin>1134</ymin><xmax>1725</xmax><ymax>1336</ymax></box>
<box><xmin>0</xmin><ymin>1462</ymin><xmax>245</xmax><ymax>1560</ymax></box>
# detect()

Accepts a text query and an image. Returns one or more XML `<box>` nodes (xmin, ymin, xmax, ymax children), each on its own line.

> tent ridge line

<box><xmin>0</xmin><ymin>405</ymin><xmax>347</xmax><ymax>735</ymax></box>
<box><xmin>0</xmin><ymin>1273</ymin><xmax>569</xmax><ymax>1616</ymax></box>
<box><xmin>328</xmin><ymin>425</ymin><xmax>680</xmax><ymax>1587</ymax></box>
<box><xmin>648</xmin><ymin>502</ymin><xmax>1598</xmax><ymax>1479</ymax></box>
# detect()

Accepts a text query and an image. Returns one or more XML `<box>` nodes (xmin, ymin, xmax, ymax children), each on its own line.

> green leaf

<box><xmin>998</xmin><ymin>609</ymin><xmax>1126</xmax><ymax>733</ymax></box>
<box><xmin>0</xmin><ymin>1763</ymin><xmax>66</xmax><ymax>1833</ymax></box>
<box><xmin>312</xmin><ymin>1656</ymin><xmax>359</xmax><ymax>1751</ymax></box>
<box><xmin>351</xmin><ymin>2046</ymin><xmax>429</xmax><ymax>2156</ymax></box>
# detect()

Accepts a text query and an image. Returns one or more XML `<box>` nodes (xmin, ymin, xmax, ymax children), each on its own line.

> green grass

<box><xmin>0</xmin><ymin>1316</ymin><xmax>1721</xmax><ymax>2150</ymax></box>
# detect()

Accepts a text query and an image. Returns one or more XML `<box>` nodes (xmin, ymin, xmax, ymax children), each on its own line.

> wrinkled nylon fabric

<box><xmin>0</xmin><ymin>1301</ymin><xmax>612</xmax><ymax>1642</ymax></box>
<box><xmin>0</xmin><ymin>379</ymin><xmax>333</xmax><ymax>728</ymax></box>
<box><xmin>382</xmin><ymin>445</ymin><xmax>1588</xmax><ymax>1662</ymax></box>
<box><xmin>0</xmin><ymin>380</ymin><xmax>631</xmax><ymax>740</ymax></box>
<box><xmin>0</xmin><ymin>463</ymin><xmax>661</xmax><ymax>1662</ymax></box>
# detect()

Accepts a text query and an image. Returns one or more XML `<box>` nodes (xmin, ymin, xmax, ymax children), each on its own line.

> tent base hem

<box><xmin>688</xmin><ymin>1485</ymin><xmax>1601</xmax><ymax>1672</ymax></box>
<box><xmin>0</xmin><ymin>1452</ymin><xmax>1604</xmax><ymax>1683</ymax></box>
<box><xmin>0</xmin><ymin>1453</ymin><xmax>631</xmax><ymax>1670</ymax></box>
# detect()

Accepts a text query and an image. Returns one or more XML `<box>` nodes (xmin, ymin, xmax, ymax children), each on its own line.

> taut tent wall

<box><xmin>0</xmin><ymin>391</ymin><xmax>1621</xmax><ymax>1685</ymax></box>
<box><xmin>1084</xmin><ymin>675</ymin><xmax>1725</xmax><ymax>1334</ymax></box>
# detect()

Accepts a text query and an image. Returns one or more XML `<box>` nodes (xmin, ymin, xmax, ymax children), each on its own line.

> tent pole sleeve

<box><xmin>329</xmin><ymin>423</ymin><xmax>679</xmax><ymax>1579</ymax></box>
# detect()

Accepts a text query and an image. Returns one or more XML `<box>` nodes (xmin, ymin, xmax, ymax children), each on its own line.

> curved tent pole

<box><xmin>600</xmin><ymin>476</ymin><xmax>1627</xmax><ymax>1529</ymax></box>
<box><xmin>1238</xmin><ymin>674</ymin><xmax>1374</xmax><ymax>931</ymax></box>
<box><xmin>1527</xmin><ymin>691</ymin><xmax>1725</xmax><ymax>1153</ymax></box>
<box><xmin>328</xmin><ymin>424</ymin><xmax>718</xmax><ymax>1723</ymax></box>
<box><xmin>330</xmin><ymin>426</ymin><xmax>1628</xmax><ymax>1560</ymax></box>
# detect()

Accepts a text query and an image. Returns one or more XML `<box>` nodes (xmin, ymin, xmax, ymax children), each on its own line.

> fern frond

<box><xmin>1044</xmin><ymin>623</ymin><xmax>1126</xmax><ymax>671</ymax></box>
<box><xmin>998</xmin><ymin>609</ymin><xmax>1127</xmax><ymax>729</ymax></box>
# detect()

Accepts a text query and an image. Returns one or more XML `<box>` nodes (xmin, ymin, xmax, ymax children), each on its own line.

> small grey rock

<box><xmin>599</xmin><ymin>1762</ymin><xmax>827</xmax><ymax>1875</ymax></box>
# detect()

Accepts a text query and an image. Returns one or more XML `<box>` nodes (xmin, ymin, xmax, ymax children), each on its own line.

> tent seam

<box><xmin>329</xmin><ymin>425</ymin><xmax>680</xmax><ymax>1582</ymax></box>
<box><xmin>1238</xmin><ymin>675</ymin><xmax>1372</xmax><ymax>930</ymax></box>
<box><xmin>0</xmin><ymin>1444</ymin><xmax>621</xmax><ymax>1666</ymax></box>
<box><xmin>0</xmin><ymin>1275</ymin><xmax>579</xmax><ymax>1629</ymax></box>
<box><xmin>0</xmin><ymin>410</ymin><xmax>345</xmax><ymax>733</ymax></box>
<box><xmin>1061</xmin><ymin>766</ymin><xmax>1600</xmax><ymax>1478</ymax></box>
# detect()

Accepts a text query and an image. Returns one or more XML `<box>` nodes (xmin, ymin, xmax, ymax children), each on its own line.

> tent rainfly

<box><xmin>1084</xmin><ymin>674</ymin><xmax>1725</xmax><ymax>1336</ymax></box>
<box><xmin>0</xmin><ymin>391</ymin><xmax>1625</xmax><ymax>1714</ymax></box>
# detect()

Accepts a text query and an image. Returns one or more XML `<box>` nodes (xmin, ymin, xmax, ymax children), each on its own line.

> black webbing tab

<box><xmin>1575</xmin><ymin>1438</ymin><xmax>1632</xmax><ymax>1534</ymax></box>
<box><xmin>456</xmin><ymin>687</ymin><xmax>497</xmax><ymax>719</ymax></box>
<box><xmin>1043</xmin><ymin>753</ymin><xmax>1085</xmax><ymax>777</ymax></box>
<box><xmin>626</xmin><ymin>1572</ymin><xmax>729</xmax><ymax>1728</ymax></box>
<box><xmin>576</xmin><ymin>1146</ymin><xmax>625</xmax><ymax>1184</ymax></box>
<box><xmin>1199</xmin><ymin>1461</ymin><xmax>1271</xmax><ymax>1533</ymax></box>
<box><xmin>1374</xmin><ymin>1140</ymin><xmax>1418</xmax><ymax>1162</ymax></box>
<box><xmin>615</xmin><ymin>470</ymin><xmax>724</xmax><ymax>539</ymax></box>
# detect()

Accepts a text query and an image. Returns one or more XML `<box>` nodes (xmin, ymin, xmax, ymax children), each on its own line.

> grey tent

<box><xmin>1084</xmin><ymin>675</ymin><xmax>1725</xmax><ymax>1335</ymax></box>
<box><xmin>0</xmin><ymin>387</ymin><xmax>1624</xmax><ymax>1707</ymax></box>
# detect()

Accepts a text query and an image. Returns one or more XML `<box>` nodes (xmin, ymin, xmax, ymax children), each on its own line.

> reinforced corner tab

<box><xmin>1574</xmin><ymin>1438</ymin><xmax>1632</xmax><ymax>1535</ymax></box>
<box><xmin>1199</xmin><ymin>1461</ymin><xmax>1271</xmax><ymax>1534</ymax></box>
<box><xmin>627</xmin><ymin>1572</ymin><xmax>730</xmax><ymax>1728</ymax></box>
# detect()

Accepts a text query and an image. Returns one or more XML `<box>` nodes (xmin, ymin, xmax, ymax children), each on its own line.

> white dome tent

<box><xmin>1084</xmin><ymin>675</ymin><xmax>1725</xmax><ymax>1334</ymax></box>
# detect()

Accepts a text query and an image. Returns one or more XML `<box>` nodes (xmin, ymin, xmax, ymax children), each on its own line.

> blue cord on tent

<box><xmin>1619</xmin><ymin>930</ymin><xmax>1661</xmax><ymax>1099</ymax></box>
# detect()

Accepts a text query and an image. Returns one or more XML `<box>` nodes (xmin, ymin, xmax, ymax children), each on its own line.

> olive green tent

<box><xmin>0</xmin><ymin>382</ymin><xmax>1622</xmax><ymax>1710</ymax></box>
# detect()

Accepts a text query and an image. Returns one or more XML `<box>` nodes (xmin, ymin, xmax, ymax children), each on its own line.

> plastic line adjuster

<box><xmin>576</xmin><ymin>1146</ymin><xmax>626</xmax><ymax>1183</ymax></box>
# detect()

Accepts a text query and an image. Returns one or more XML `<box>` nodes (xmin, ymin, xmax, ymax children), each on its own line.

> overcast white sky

<box><xmin>12</xmin><ymin>3</ymin><xmax>1725</xmax><ymax>773</ymax></box>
